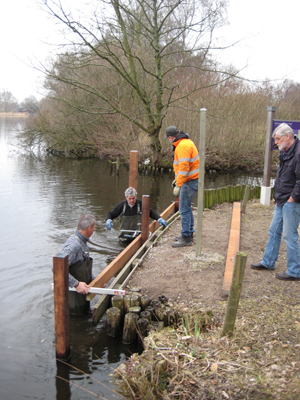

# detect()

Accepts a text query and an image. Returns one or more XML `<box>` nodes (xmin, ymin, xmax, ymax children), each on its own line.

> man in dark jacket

<box><xmin>251</xmin><ymin>123</ymin><xmax>300</xmax><ymax>280</ymax></box>
<box><xmin>105</xmin><ymin>187</ymin><xmax>167</xmax><ymax>243</ymax></box>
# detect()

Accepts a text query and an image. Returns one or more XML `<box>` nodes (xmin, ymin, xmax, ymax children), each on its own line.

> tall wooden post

<box><xmin>261</xmin><ymin>106</ymin><xmax>276</xmax><ymax>205</ymax></box>
<box><xmin>141</xmin><ymin>195</ymin><xmax>150</xmax><ymax>244</ymax></box>
<box><xmin>129</xmin><ymin>150</ymin><xmax>138</xmax><ymax>190</ymax></box>
<box><xmin>53</xmin><ymin>253</ymin><xmax>70</xmax><ymax>360</ymax></box>
<box><xmin>196</xmin><ymin>108</ymin><xmax>207</xmax><ymax>256</ymax></box>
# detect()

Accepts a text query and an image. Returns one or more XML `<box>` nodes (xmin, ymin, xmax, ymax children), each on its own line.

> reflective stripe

<box><xmin>188</xmin><ymin>168</ymin><xmax>199</xmax><ymax>176</ymax></box>
<box><xmin>173</xmin><ymin>160</ymin><xmax>179</xmax><ymax>165</ymax></box>
<box><xmin>177</xmin><ymin>154</ymin><xmax>199</xmax><ymax>163</ymax></box>
<box><xmin>190</xmin><ymin>154</ymin><xmax>199</xmax><ymax>162</ymax></box>
<box><xmin>178</xmin><ymin>168</ymin><xmax>199</xmax><ymax>176</ymax></box>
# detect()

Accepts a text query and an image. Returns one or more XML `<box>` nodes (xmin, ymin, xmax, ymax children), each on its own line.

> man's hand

<box><xmin>173</xmin><ymin>186</ymin><xmax>181</xmax><ymax>197</ymax></box>
<box><xmin>288</xmin><ymin>196</ymin><xmax>295</xmax><ymax>202</ymax></box>
<box><xmin>158</xmin><ymin>218</ymin><xmax>167</xmax><ymax>228</ymax></box>
<box><xmin>105</xmin><ymin>219</ymin><xmax>113</xmax><ymax>230</ymax></box>
<box><xmin>75</xmin><ymin>282</ymin><xmax>90</xmax><ymax>294</ymax></box>
<box><xmin>171</xmin><ymin>179</ymin><xmax>177</xmax><ymax>188</ymax></box>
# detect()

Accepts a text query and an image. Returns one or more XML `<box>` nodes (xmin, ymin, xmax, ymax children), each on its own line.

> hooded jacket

<box><xmin>173</xmin><ymin>131</ymin><xmax>199</xmax><ymax>187</ymax></box>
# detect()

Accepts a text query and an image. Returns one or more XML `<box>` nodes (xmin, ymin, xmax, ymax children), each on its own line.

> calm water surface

<box><xmin>0</xmin><ymin>118</ymin><xmax>264</xmax><ymax>400</ymax></box>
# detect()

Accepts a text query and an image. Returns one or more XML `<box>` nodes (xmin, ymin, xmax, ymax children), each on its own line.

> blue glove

<box><xmin>171</xmin><ymin>179</ymin><xmax>177</xmax><ymax>188</ymax></box>
<box><xmin>105</xmin><ymin>219</ymin><xmax>113</xmax><ymax>230</ymax></box>
<box><xmin>158</xmin><ymin>218</ymin><xmax>167</xmax><ymax>228</ymax></box>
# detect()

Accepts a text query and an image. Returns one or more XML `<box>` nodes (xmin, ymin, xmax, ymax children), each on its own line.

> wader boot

<box><xmin>69</xmin><ymin>258</ymin><xmax>92</xmax><ymax>315</ymax></box>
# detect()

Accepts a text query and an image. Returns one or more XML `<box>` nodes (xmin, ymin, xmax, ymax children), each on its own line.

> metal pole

<box><xmin>129</xmin><ymin>150</ymin><xmax>139</xmax><ymax>190</ymax></box>
<box><xmin>53</xmin><ymin>253</ymin><xmax>70</xmax><ymax>360</ymax></box>
<box><xmin>141</xmin><ymin>195</ymin><xmax>150</xmax><ymax>244</ymax></box>
<box><xmin>261</xmin><ymin>106</ymin><xmax>276</xmax><ymax>205</ymax></box>
<box><xmin>196</xmin><ymin>108</ymin><xmax>207</xmax><ymax>256</ymax></box>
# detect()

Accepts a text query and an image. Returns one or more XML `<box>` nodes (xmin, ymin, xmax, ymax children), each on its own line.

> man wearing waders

<box><xmin>61</xmin><ymin>214</ymin><xmax>97</xmax><ymax>295</ymax></box>
<box><xmin>105</xmin><ymin>187</ymin><xmax>167</xmax><ymax>244</ymax></box>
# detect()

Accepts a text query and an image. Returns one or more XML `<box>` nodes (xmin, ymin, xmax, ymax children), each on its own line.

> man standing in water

<box><xmin>251</xmin><ymin>123</ymin><xmax>300</xmax><ymax>280</ymax></box>
<box><xmin>61</xmin><ymin>213</ymin><xmax>97</xmax><ymax>294</ymax></box>
<box><xmin>105</xmin><ymin>187</ymin><xmax>167</xmax><ymax>243</ymax></box>
<box><xmin>166</xmin><ymin>126</ymin><xmax>199</xmax><ymax>247</ymax></box>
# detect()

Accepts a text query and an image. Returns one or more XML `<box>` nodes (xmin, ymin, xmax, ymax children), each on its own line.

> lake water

<box><xmin>0</xmin><ymin>117</ymin><xmax>264</xmax><ymax>400</ymax></box>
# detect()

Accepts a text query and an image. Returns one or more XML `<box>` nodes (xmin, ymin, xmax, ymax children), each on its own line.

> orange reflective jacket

<box><xmin>173</xmin><ymin>137</ymin><xmax>199</xmax><ymax>187</ymax></box>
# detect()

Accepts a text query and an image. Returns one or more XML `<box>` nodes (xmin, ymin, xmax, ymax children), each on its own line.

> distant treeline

<box><xmin>19</xmin><ymin>75</ymin><xmax>300</xmax><ymax>172</ymax></box>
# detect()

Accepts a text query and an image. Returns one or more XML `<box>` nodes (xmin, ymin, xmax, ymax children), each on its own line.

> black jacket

<box><xmin>105</xmin><ymin>199</ymin><xmax>160</xmax><ymax>221</ymax></box>
<box><xmin>273</xmin><ymin>137</ymin><xmax>300</xmax><ymax>206</ymax></box>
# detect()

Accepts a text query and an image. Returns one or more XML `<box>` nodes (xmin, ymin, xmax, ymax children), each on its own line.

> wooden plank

<box><xmin>89</xmin><ymin>236</ymin><xmax>142</xmax><ymax>299</ymax></box>
<box><xmin>89</xmin><ymin>202</ymin><xmax>176</xmax><ymax>300</ymax></box>
<box><xmin>222</xmin><ymin>202</ymin><xmax>241</xmax><ymax>296</ymax></box>
<box><xmin>91</xmin><ymin>205</ymin><xmax>178</xmax><ymax>324</ymax></box>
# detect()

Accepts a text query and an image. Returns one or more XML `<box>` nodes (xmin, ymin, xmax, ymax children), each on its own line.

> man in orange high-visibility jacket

<box><xmin>166</xmin><ymin>126</ymin><xmax>199</xmax><ymax>247</ymax></box>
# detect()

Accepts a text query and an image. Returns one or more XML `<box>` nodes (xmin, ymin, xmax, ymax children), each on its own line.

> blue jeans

<box><xmin>179</xmin><ymin>179</ymin><xmax>198</xmax><ymax>237</ymax></box>
<box><xmin>262</xmin><ymin>202</ymin><xmax>300</xmax><ymax>278</ymax></box>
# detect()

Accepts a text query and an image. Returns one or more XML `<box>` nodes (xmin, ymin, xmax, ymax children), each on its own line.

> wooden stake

<box><xmin>122</xmin><ymin>313</ymin><xmax>139</xmax><ymax>344</ymax></box>
<box><xmin>241</xmin><ymin>185</ymin><xmax>251</xmax><ymax>213</ymax></box>
<box><xmin>53</xmin><ymin>253</ymin><xmax>70</xmax><ymax>360</ymax></box>
<box><xmin>111</xmin><ymin>295</ymin><xmax>125</xmax><ymax>317</ymax></box>
<box><xmin>196</xmin><ymin>108</ymin><xmax>206</xmax><ymax>256</ymax></box>
<box><xmin>106</xmin><ymin>307</ymin><xmax>121</xmax><ymax>337</ymax></box>
<box><xmin>221</xmin><ymin>251</ymin><xmax>247</xmax><ymax>337</ymax></box>
<box><xmin>141</xmin><ymin>195</ymin><xmax>150</xmax><ymax>244</ymax></box>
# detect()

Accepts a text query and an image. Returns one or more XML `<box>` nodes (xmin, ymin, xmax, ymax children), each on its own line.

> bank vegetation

<box><xmin>17</xmin><ymin>0</ymin><xmax>300</xmax><ymax>172</ymax></box>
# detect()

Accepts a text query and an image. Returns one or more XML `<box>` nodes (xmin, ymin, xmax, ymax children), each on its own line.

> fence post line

<box><xmin>53</xmin><ymin>253</ymin><xmax>70</xmax><ymax>360</ymax></box>
<box><xmin>129</xmin><ymin>150</ymin><xmax>139</xmax><ymax>190</ymax></box>
<box><xmin>141</xmin><ymin>195</ymin><xmax>150</xmax><ymax>244</ymax></box>
<box><xmin>196</xmin><ymin>108</ymin><xmax>207</xmax><ymax>256</ymax></box>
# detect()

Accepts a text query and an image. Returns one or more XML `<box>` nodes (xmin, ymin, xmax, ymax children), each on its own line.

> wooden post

<box><xmin>106</xmin><ymin>307</ymin><xmax>121</xmax><ymax>337</ymax></box>
<box><xmin>221</xmin><ymin>252</ymin><xmax>247</xmax><ymax>337</ymax></box>
<box><xmin>111</xmin><ymin>295</ymin><xmax>125</xmax><ymax>318</ymax></box>
<box><xmin>53</xmin><ymin>253</ymin><xmax>70</xmax><ymax>360</ymax></box>
<box><xmin>261</xmin><ymin>106</ymin><xmax>276</xmax><ymax>205</ymax></box>
<box><xmin>141</xmin><ymin>195</ymin><xmax>150</xmax><ymax>244</ymax></box>
<box><xmin>241</xmin><ymin>185</ymin><xmax>251</xmax><ymax>213</ymax></box>
<box><xmin>196</xmin><ymin>108</ymin><xmax>207</xmax><ymax>256</ymax></box>
<box><xmin>129</xmin><ymin>150</ymin><xmax>138</xmax><ymax>190</ymax></box>
<box><xmin>122</xmin><ymin>313</ymin><xmax>139</xmax><ymax>344</ymax></box>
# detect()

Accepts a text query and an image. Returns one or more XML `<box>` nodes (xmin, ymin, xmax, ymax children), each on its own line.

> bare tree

<box><xmin>38</xmin><ymin>0</ymin><xmax>229</xmax><ymax>164</ymax></box>
<box><xmin>0</xmin><ymin>90</ymin><xmax>18</xmax><ymax>112</ymax></box>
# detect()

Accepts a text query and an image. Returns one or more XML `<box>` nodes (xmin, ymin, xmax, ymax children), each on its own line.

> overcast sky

<box><xmin>1</xmin><ymin>0</ymin><xmax>299</xmax><ymax>103</ymax></box>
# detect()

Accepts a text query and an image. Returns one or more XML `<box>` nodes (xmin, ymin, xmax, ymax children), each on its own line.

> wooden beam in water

<box><xmin>89</xmin><ymin>202</ymin><xmax>176</xmax><ymax>298</ymax></box>
<box><xmin>222</xmin><ymin>202</ymin><xmax>241</xmax><ymax>296</ymax></box>
<box><xmin>91</xmin><ymin>202</ymin><xmax>176</xmax><ymax>324</ymax></box>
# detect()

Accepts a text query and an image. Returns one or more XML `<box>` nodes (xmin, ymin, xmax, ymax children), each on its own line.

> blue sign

<box><xmin>272</xmin><ymin>119</ymin><xmax>300</xmax><ymax>150</ymax></box>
